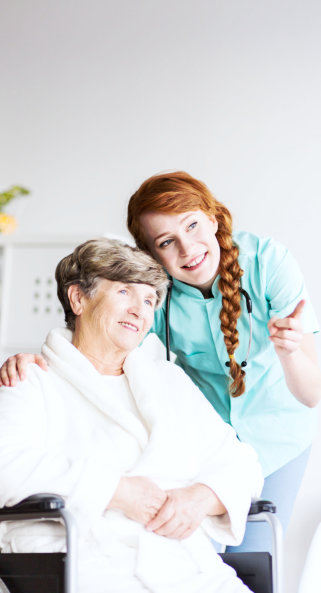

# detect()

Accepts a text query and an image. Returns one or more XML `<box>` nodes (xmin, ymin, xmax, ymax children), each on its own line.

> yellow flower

<box><xmin>0</xmin><ymin>213</ymin><xmax>17</xmax><ymax>234</ymax></box>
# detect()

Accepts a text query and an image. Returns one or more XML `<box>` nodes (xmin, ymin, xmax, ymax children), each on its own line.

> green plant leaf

<box><xmin>0</xmin><ymin>185</ymin><xmax>30</xmax><ymax>208</ymax></box>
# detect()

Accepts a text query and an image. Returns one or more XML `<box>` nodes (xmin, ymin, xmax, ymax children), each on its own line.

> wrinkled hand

<box><xmin>107</xmin><ymin>476</ymin><xmax>167</xmax><ymax>526</ymax></box>
<box><xmin>146</xmin><ymin>483</ymin><xmax>225</xmax><ymax>540</ymax></box>
<box><xmin>0</xmin><ymin>353</ymin><xmax>48</xmax><ymax>387</ymax></box>
<box><xmin>268</xmin><ymin>300</ymin><xmax>305</xmax><ymax>358</ymax></box>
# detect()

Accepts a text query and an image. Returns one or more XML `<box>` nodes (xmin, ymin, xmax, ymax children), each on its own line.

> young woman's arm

<box><xmin>268</xmin><ymin>300</ymin><xmax>321</xmax><ymax>407</ymax></box>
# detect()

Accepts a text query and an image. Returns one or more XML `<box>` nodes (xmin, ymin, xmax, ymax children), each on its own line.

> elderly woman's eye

<box><xmin>144</xmin><ymin>299</ymin><xmax>153</xmax><ymax>306</ymax></box>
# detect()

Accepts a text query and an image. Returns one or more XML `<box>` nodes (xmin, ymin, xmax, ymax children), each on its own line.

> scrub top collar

<box><xmin>172</xmin><ymin>274</ymin><xmax>220</xmax><ymax>300</ymax></box>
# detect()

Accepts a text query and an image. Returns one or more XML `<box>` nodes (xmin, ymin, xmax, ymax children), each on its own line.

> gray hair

<box><xmin>55</xmin><ymin>237</ymin><xmax>169</xmax><ymax>331</ymax></box>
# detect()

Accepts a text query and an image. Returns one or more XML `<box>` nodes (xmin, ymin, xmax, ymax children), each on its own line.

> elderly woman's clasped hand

<box><xmin>108</xmin><ymin>476</ymin><xmax>167</xmax><ymax>526</ymax></box>
<box><xmin>147</xmin><ymin>483</ymin><xmax>224</xmax><ymax>540</ymax></box>
<box><xmin>109</xmin><ymin>476</ymin><xmax>224</xmax><ymax>540</ymax></box>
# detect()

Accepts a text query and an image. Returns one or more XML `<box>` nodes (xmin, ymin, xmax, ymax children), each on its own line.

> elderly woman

<box><xmin>0</xmin><ymin>238</ymin><xmax>263</xmax><ymax>593</ymax></box>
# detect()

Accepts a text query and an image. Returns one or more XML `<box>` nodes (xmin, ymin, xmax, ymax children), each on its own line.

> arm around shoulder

<box><xmin>0</xmin><ymin>352</ymin><xmax>48</xmax><ymax>387</ymax></box>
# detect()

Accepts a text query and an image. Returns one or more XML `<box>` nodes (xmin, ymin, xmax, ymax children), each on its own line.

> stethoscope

<box><xmin>165</xmin><ymin>277</ymin><xmax>253</xmax><ymax>368</ymax></box>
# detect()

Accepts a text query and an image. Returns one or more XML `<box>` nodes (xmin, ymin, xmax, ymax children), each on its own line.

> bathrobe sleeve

<box><xmin>0</xmin><ymin>365</ymin><xmax>121</xmax><ymax>521</ymax></box>
<box><xmin>158</xmin><ymin>361</ymin><xmax>264</xmax><ymax>545</ymax></box>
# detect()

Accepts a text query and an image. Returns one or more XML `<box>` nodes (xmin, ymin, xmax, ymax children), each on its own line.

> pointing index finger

<box><xmin>287</xmin><ymin>299</ymin><xmax>305</xmax><ymax>320</ymax></box>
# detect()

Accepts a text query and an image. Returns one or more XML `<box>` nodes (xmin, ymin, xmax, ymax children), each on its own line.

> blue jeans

<box><xmin>224</xmin><ymin>447</ymin><xmax>311</xmax><ymax>553</ymax></box>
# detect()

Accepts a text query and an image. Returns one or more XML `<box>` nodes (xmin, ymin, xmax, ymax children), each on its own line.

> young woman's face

<box><xmin>139</xmin><ymin>210</ymin><xmax>220</xmax><ymax>295</ymax></box>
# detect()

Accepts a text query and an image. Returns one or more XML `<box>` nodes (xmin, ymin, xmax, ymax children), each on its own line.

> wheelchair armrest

<box><xmin>0</xmin><ymin>494</ymin><xmax>65</xmax><ymax>516</ymax></box>
<box><xmin>0</xmin><ymin>494</ymin><xmax>77</xmax><ymax>593</ymax></box>
<box><xmin>248</xmin><ymin>499</ymin><xmax>276</xmax><ymax>515</ymax></box>
<box><xmin>247</xmin><ymin>499</ymin><xmax>282</xmax><ymax>593</ymax></box>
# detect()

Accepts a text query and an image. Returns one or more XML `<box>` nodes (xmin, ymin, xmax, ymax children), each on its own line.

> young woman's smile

<box><xmin>140</xmin><ymin>210</ymin><xmax>220</xmax><ymax>296</ymax></box>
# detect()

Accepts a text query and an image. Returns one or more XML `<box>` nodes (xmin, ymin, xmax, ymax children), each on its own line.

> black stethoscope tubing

<box><xmin>165</xmin><ymin>278</ymin><xmax>173</xmax><ymax>362</ymax></box>
<box><xmin>165</xmin><ymin>278</ymin><xmax>253</xmax><ymax>367</ymax></box>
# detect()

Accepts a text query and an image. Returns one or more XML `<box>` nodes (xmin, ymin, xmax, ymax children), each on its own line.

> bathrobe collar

<box><xmin>42</xmin><ymin>328</ymin><xmax>165</xmax><ymax>449</ymax></box>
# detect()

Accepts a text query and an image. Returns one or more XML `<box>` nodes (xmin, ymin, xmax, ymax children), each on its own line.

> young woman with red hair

<box><xmin>126</xmin><ymin>170</ymin><xmax>321</xmax><ymax>552</ymax></box>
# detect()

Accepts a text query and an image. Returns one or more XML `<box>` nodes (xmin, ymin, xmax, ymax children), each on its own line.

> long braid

<box><xmin>216</xmin><ymin>210</ymin><xmax>245</xmax><ymax>396</ymax></box>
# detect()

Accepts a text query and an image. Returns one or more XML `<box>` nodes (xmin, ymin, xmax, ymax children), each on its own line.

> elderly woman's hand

<box><xmin>107</xmin><ymin>476</ymin><xmax>167</xmax><ymax>526</ymax></box>
<box><xmin>146</xmin><ymin>483</ymin><xmax>226</xmax><ymax>540</ymax></box>
<box><xmin>0</xmin><ymin>353</ymin><xmax>48</xmax><ymax>387</ymax></box>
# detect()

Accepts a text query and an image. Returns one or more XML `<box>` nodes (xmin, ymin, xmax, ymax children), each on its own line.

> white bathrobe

<box><xmin>0</xmin><ymin>328</ymin><xmax>263</xmax><ymax>593</ymax></box>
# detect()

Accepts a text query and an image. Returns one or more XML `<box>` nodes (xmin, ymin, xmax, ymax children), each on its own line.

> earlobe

<box><xmin>68</xmin><ymin>285</ymin><xmax>84</xmax><ymax>316</ymax></box>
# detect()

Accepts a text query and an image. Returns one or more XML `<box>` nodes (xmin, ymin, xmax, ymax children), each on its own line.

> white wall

<box><xmin>1</xmin><ymin>1</ymin><xmax>321</xmax><ymax>590</ymax></box>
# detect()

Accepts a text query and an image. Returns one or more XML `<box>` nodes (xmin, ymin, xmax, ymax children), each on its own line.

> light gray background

<box><xmin>1</xmin><ymin>1</ymin><xmax>321</xmax><ymax>591</ymax></box>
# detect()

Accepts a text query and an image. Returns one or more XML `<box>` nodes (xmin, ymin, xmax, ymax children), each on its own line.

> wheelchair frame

<box><xmin>0</xmin><ymin>494</ymin><xmax>283</xmax><ymax>593</ymax></box>
<box><xmin>0</xmin><ymin>495</ymin><xmax>77</xmax><ymax>593</ymax></box>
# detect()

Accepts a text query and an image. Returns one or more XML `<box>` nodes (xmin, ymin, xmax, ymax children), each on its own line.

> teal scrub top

<box><xmin>151</xmin><ymin>231</ymin><xmax>319</xmax><ymax>477</ymax></box>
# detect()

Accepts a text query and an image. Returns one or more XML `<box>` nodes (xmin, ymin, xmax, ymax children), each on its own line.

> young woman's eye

<box><xmin>159</xmin><ymin>238</ymin><xmax>173</xmax><ymax>249</ymax></box>
<box><xmin>144</xmin><ymin>299</ymin><xmax>153</xmax><ymax>306</ymax></box>
<box><xmin>119</xmin><ymin>289</ymin><xmax>128</xmax><ymax>295</ymax></box>
<box><xmin>188</xmin><ymin>221</ymin><xmax>197</xmax><ymax>231</ymax></box>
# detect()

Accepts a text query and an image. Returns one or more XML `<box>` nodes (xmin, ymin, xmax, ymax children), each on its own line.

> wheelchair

<box><xmin>0</xmin><ymin>494</ymin><xmax>283</xmax><ymax>593</ymax></box>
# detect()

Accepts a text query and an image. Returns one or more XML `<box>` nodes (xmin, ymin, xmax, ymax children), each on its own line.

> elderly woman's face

<box><xmin>76</xmin><ymin>278</ymin><xmax>157</xmax><ymax>354</ymax></box>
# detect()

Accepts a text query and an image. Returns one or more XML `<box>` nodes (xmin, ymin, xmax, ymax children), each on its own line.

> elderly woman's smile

<box><xmin>119</xmin><ymin>321</ymin><xmax>139</xmax><ymax>331</ymax></box>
